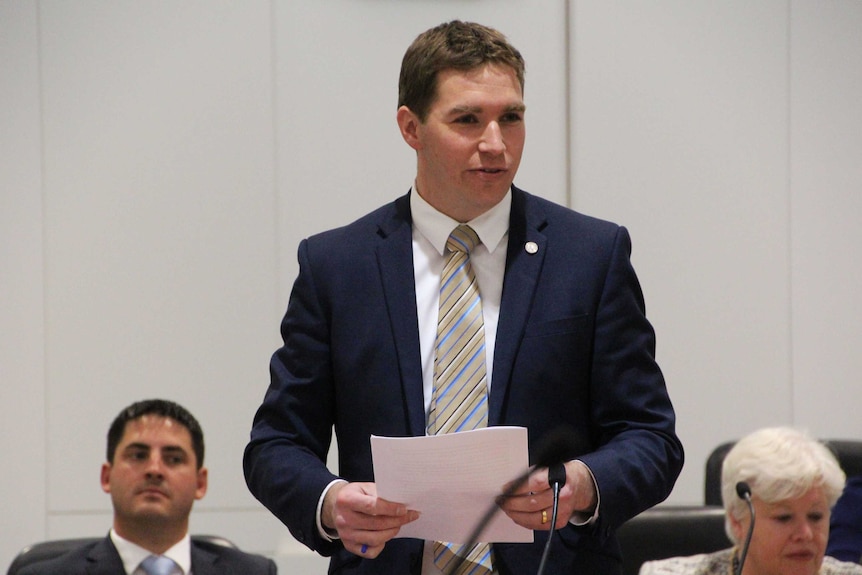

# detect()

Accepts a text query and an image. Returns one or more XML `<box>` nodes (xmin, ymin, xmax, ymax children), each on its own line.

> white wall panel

<box><xmin>790</xmin><ymin>1</ymin><xmax>862</xmax><ymax>438</ymax></box>
<box><xmin>37</xmin><ymin>0</ymin><xmax>279</xmax><ymax>539</ymax></box>
<box><xmin>0</xmin><ymin>0</ymin><xmax>48</xmax><ymax>566</ymax></box>
<box><xmin>571</xmin><ymin>1</ymin><xmax>792</xmax><ymax>503</ymax></box>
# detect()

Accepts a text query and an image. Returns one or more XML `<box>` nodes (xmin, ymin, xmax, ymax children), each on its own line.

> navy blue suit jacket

<box><xmin>828</xmin><ymin>475</ymin><xmax>862</xmax><ymax>563</ymax></box>
<box><xmin>16</xmin><ymin>535</ymin><xmax>277</xmax><ymax>575</ymax></box>
<box><xmin>244</xmin><ymin>187</ymin><xmax>683</xmax><ymax>574</ymax></box>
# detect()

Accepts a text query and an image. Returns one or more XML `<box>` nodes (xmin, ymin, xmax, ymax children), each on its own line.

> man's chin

<box><xmin>130</xmin><ymin>503</ymin><xmax>173</xmax><ymax>521</ymax></box>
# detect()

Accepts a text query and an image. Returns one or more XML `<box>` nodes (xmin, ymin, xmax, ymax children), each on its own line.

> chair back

<box><xmin>616</xmin><ymin>505</ymin><xmax>730</xmax><ymax>575</ymax></box>
<box><xmin>705</xmin><ymin>439</ymin><xmax>862</xmax><ymax>506</ymax></box>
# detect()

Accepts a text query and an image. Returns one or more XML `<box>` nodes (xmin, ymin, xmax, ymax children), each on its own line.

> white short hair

<box><xmin>720</xmin><ymin>426</ymin><xmax>845</xmax><ymax>544</ymax></box>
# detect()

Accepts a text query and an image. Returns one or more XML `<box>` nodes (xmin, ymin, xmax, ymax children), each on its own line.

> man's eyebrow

<box><xmin>122</xmin><ymin>443</ymin><xmax>187</xmax><ymax>455</ymax></box>
<box><xmin>448</xmin><ymin>105</ymin><xmax>482</xmax><ymax>115</ymax></box>
<box><xmin>448</xmin><ymin>103</ymin><xmax>527</xmax><ymax>115</ymax></box>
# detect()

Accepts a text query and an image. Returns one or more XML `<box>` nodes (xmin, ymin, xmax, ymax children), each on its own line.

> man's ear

<box><xmin>100</xmin><ymin>462</ymin><xmax>112</xmax><ymax>494</ymax></box>
<box><xmin>195</xmin><ymin>466</ymin><xmax>208</xmax><ymax>500</ymax></box>
<box><xmin>396</xmin><ymin>106</ymin><xmax>423</xmax><ymax>151</ymax></box>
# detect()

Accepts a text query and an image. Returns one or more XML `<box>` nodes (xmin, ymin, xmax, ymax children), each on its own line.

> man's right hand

<box><xmin>322</xmin><ymin>481</ymin><xmax>420</xmax><ymax>558</ymax></box>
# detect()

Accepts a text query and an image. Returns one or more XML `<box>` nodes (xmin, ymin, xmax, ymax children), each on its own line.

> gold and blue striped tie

<box><xmin>429</xmin><ymin>224</ymin><xmax>493</xmax><ymax>575</ymax></box>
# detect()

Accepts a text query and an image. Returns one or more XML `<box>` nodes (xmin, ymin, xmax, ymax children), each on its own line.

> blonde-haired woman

<box><xmin>640</xmin><ymin>427</ymin><xmax>862</xmax><ymax>575</ymax></box>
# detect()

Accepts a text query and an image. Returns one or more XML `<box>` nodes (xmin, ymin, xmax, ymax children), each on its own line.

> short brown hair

<box><xmin>398</xmin><ymin>20</ymin><xmax>525</xmax><ymax>122</ymax></box>
<box><xmin>107</xmin><ymin>398</ymin><xmax>205</xmax><ymax>469</ymax></box>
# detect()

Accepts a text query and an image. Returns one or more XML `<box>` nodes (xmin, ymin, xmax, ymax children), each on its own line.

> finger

<box><xmin>344</xmin><ymin>484</ymin><xmax>412</xmax><ymax>520</ymax></box>
<box><xmin>352</xmin><ymin>540</ymin><xmax>383</xmax><ymax>559</ymax></box>
<box><xmin>369</xmin><ymin>496</ymin><xmax>410</xmax><ymax>518</ymax></box>
<box><xmin>501</xmin><ymin>507</ymin><xmax>553</xmax><ymax>531</ymax></box>
<box><xmin>497</xmin><ymin>489</ymin><xmax>552</xmax><ymax>513</ymax></box>
<box><xmin>344</xmin><ymin>519</ymin><xmax>410</xmax><ymax>558</ymax></box>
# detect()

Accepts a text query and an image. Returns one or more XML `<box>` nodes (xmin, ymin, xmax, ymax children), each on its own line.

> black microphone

<box><xmin>444</xmin><ymin>427</ymin><xmax>580</xmax><ymax>575</ymax></box>
<box><xmin>535</xmin><ymin>462</ymin><xmax>567</xmax><ymax>575</ymax></box>
<box><xmin>735</xmin><ymin>481</ymin><xmax>755</xmax><ymax>575</ymax></box>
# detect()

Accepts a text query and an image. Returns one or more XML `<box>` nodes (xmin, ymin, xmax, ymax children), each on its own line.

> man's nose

<box><xmin>478</xmin><ymin>122</ymin><xmax>505</xmax><ymax>154</ymax></box>
<box><xmin>144</xmin><ymin>454</ymin><xmax>165</xmax><ymax>477</ymax></box>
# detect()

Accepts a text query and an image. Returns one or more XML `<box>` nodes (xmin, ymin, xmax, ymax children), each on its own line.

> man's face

<box><xmin>101</xmin><ymin>415</ymin><xmax>207</xmax><ymax>534</ymax></box>
<box><xmin>398</xmin><ymin>63</ymin><xmax>526</xmax><ymax>222</ymax></box>
<box><xmin>732</xmin><ymin>486</ymin><xmax>830</xmax><ymax>575</ymax></box>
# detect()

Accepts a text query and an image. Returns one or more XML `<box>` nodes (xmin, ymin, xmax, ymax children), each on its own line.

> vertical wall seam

<box><xmin>35</xmin><ymin>0</ymin><xmax>51</xmax><ymax>536</ymax></box>
<box><xmin>270</xmin><ymin>0</ymin><xmax>282</xmax><ymax>316</ymax></box>
<box><xmin>786</xmin><ymin>0</ymin><xmax>796</xmax><ymax>422</ymax></box>
<box><xmin>565</xmin><ymin>0</ymin><xmax>574</xmax><ymax>208</ymax></box>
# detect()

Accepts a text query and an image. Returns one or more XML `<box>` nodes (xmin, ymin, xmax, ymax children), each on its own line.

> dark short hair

<box><xmin>398</xmin><ymin>20</ymin><xmax>526</xmax><ymax>122</ymax></box>
<box><xmin>107</xmin><ymin>399</ymin><xmax>205</xmax><ymax>469</ymax></box>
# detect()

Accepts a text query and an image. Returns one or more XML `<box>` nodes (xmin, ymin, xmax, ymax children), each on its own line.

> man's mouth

<box><xmin>138</xmin><ymin>486</ymin><xmax>168</xmax><ymax>498</ymax></box>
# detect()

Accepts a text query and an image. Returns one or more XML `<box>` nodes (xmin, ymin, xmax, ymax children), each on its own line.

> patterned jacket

<box><xmin>639</xmin><ymin>548</ymin><xmax>862</xmax><ymax>575</ymax></box>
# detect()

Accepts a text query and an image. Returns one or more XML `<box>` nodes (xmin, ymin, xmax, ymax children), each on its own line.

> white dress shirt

<box><xmin>411</xmin><ymin>188</ymin><xmax>510</xmax><ymax>575</ymax></box>
<box><xmin>110</xmin><ymin>529</ymin><xmax>191</xmax><ymax>575</ymax></box>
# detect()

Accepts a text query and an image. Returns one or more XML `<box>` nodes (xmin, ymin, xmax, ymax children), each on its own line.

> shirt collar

<box><xmin>410</xmin><ymin>185</ymin><xmax>511</xmax><ymax>256</ymax></box>
<box><xmin>110</xmin><ymin>529</ymin><xmax>192</xmax><ymax>575</ymax></box>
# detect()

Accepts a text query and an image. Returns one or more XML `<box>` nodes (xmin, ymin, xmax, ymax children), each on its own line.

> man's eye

<box><xmin>501</xmin><ymin>112</ymin><xmax>523</xmax><ymax>123</ymax></box>
<box><xmin>454</xmin><ymin>115</ymin><xmax>478</xmax><ymax>124</ymax></box>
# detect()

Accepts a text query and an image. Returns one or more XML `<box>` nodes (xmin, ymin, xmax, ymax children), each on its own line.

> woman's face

<box><xmin>732</xmin><ymin>486</ymin><xmax>830</xmax><ymax>575</ymax></box>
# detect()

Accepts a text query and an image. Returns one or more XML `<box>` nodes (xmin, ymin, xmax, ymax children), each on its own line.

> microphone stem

<box><xmin>535</xmin><ymin>482</ymin><xmax>561</xmax><ymax>575</ymax></box>
<box><xmin>736</xmin><ymin>494</ymin><xmax>755</xmax><ymax>575</ymax></box>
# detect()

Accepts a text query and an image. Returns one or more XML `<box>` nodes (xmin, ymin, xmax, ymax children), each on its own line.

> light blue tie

<box><xmin>140</xmin><ymin>555</ymin><xmax>179</xmax><ymax>575</ymax></box>
<box><xmin>429</xmin><ymin>225</ymin><xmax>493</xmax><ymax>575</ymax></box>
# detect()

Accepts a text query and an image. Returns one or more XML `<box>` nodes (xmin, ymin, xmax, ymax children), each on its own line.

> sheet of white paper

<box><xmin>371</xmin><ymin>426</ymin><xmax>533</xmax><ymax>544</ymax></box>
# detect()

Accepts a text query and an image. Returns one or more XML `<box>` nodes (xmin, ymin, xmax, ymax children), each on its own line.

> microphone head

<box><xmin>736</xmin><ymin>481</ymin><xmax>752</xmax><ymax>499</ymax></box>
<box><xmin>534</xmin><ymin>425</ymin><xmax>581</xmax><ymax>468</ymax></box>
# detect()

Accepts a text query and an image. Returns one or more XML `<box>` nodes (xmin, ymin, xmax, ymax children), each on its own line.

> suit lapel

<box><xmin>190</xmin><ymin>543</ymin><xmax>218</xmax><ymax>575</ymax></box>
<box><xmin>489</xmin><ymin>188</ymin><xmax>546</xmax><ymax>425</ymax></box>
<box><xmin>376</xmin><ymin>193</ymin><xmax>426</xmax><ymax>436</ymax></box>
<box><xmin>86</xmin><ymin>537</ymin><xmax>127</xmax><ymax>575</ymax></box>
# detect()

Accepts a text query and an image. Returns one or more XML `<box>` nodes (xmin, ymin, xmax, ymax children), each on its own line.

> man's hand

<box><xmin>497</xmin><ymin>460</ymin><xmax>597</xmax><ymax>530</ymax></box>
<box><xmin>322</xmin><ymin>481</ymin><xmax>420</xmax><ymax>558</ymax></box>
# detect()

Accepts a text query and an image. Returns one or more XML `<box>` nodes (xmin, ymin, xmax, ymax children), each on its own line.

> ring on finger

<box><xmin>541</xmin><ymin>509</ymin><xmax>548</xmax><ymax>524</ymax></box>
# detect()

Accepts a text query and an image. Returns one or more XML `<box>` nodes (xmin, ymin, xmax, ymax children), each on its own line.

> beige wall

<box><xmin>2</xmin><ymin>1</ymin><xmax>861</xmax><ymax>571</ymax></box>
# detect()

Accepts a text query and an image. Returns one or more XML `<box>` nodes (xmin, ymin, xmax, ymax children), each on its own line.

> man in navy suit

<box><xmin>20</xmin><ymin>399</ymin><xmax>276</xmax><ymax>574</ymax></box>
<box><xmin>244</xmin><ymin>20</ymin><xmax>683</xmax><ymax>575</ymax></box>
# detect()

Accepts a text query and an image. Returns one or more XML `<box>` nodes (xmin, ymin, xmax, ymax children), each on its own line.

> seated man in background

<box><xmin>20</xmin><ymin>399</ymin><xmax>276</xmax><ymax>575</ymax></box>
<box><xmin>639</xmin><ymin>427</ymin><xmax>862</xmax><ymax>575</ymax></box>
<box><xmin>827</xmin><ymin>475</ymin><xmax>862</xmax><ymax>563</ymax></box>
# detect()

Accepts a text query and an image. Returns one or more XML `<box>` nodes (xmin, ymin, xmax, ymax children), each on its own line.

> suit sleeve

<box><xmin>243</xmin><ymin>238</ymin><xmax>342</xmax><ymax>555</ymax></box>
<box><xmin>577</xmin><ymin>226</ymin><xmax>684</xmax><ymax>532</ymax></box>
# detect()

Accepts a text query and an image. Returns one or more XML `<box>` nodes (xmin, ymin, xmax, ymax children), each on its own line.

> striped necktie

<box><xmin>429</xmin><ymin>224</ymin><xmax>493</xmax><ymax>575</ymax></box>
